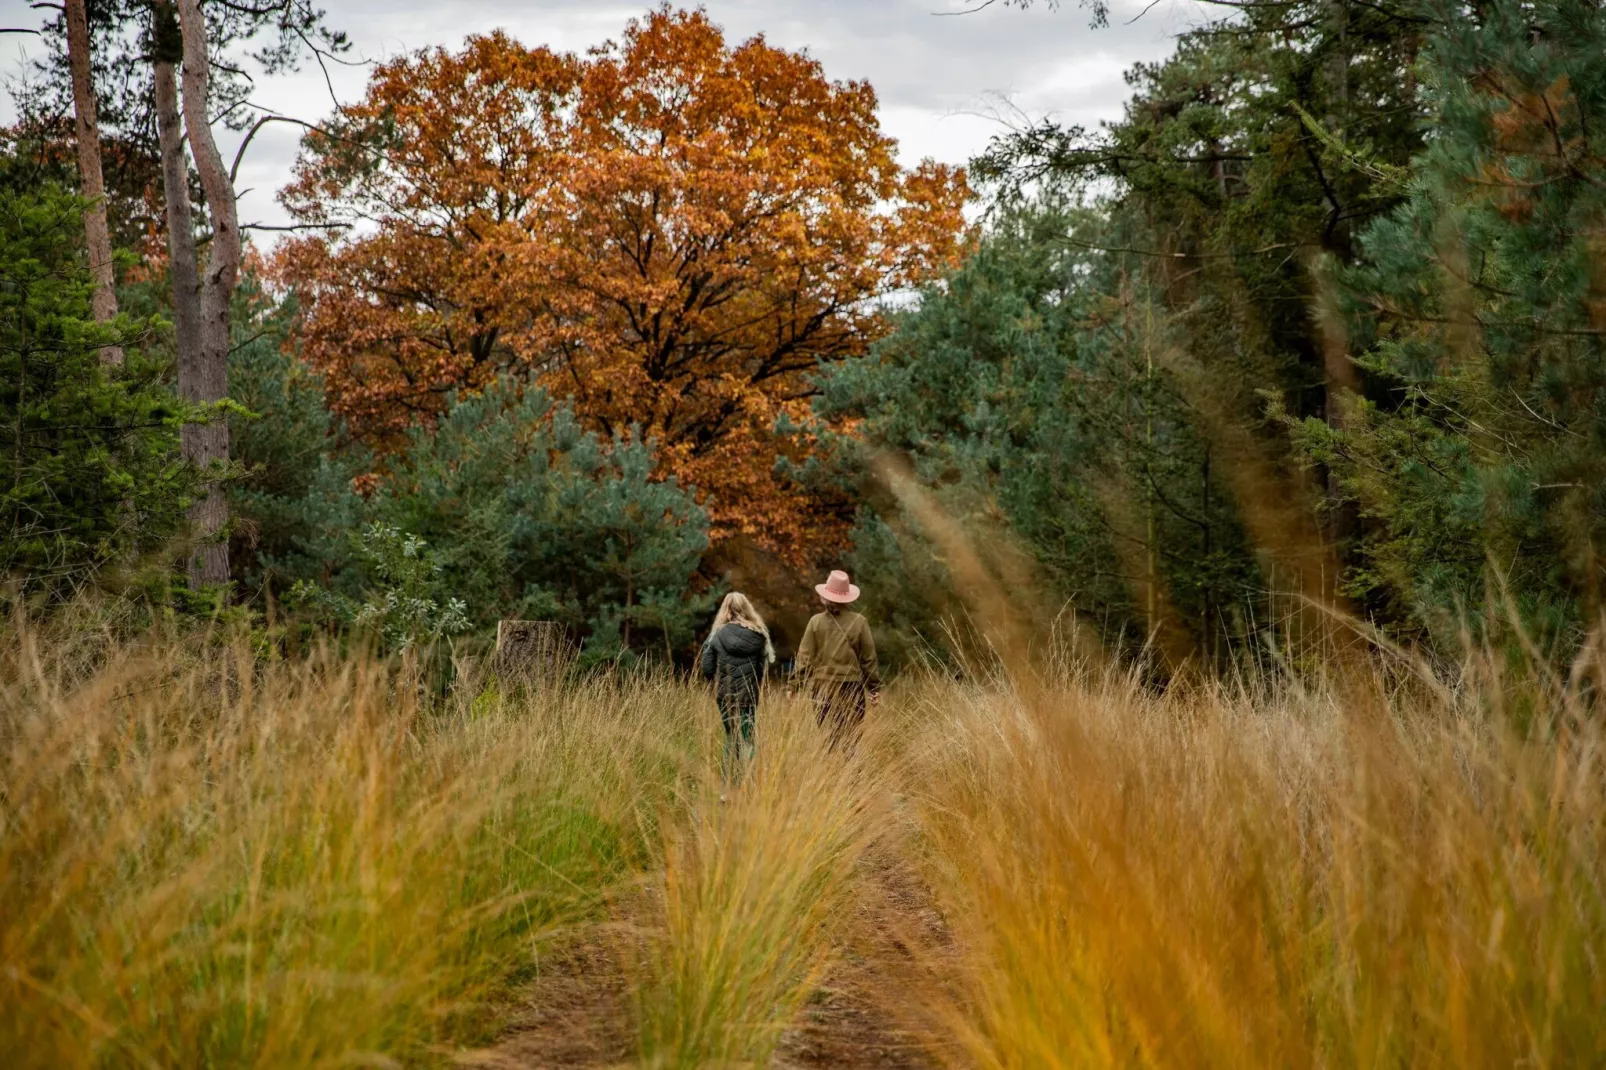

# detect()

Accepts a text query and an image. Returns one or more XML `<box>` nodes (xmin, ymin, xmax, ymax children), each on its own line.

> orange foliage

<box><xmin>275</xmin><ymin>7</ymin><xmax>969</xmax><ymax>561</ymax></box>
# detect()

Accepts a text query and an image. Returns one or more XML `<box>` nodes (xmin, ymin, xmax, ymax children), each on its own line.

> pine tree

<box><xmin>0</xmin><ymin>185</ymin><xmax>191</xmax><ymax>599</ymax></box>
<box><xmin>817</xmin><ymin>198</ymin><xmax>1258</xmax><ymax>665</ymax></box>
<box><xmin>370</xmin><ymin>378</ymin><xmax>710</xmax><ymax>660</ymax></box>
<box><xmin>970</xmin><ymin>0</ymin><xmax>1430</xmax><ymax>660</ymax></box>
<box><xmin>1295</xmin><ymin>0</ymin><xmax>1606</xmax><ymax>648</ymax></box>
<box><xmin>227</xmin><ymin>278</ymin><xmax>368</xmax><ymax>597</ymax></box>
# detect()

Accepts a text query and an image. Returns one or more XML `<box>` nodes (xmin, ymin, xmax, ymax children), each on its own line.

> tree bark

<box><xmin>155</xmin><ymin>59</ymin><xmax>201</xmax><ymax>395</ymax></box>
<box><xmin>494</xmin><ymin>620</ymin><xmax>570</xmax><ymax>689</ymax></box>
<box><xmin>64</xmin><ymin>0</ymin><xmax>122</xmax><ymax>365</ymax></box>
<box><xmin>153</xmin><ymin>3</ymin><xmax>222</xmax><ymax>588</ymax></box>
<box><xmin>173</xmin><ymin>0</ymin><xmax>240</xmax><ymax>589</ymax></box>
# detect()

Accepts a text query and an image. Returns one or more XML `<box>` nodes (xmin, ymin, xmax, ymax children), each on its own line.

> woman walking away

<box><xmin>794</xmin><ymin>570</ymin><xmax>879</xmax><ymax>750</ymax></box>
<box><xmin>700</xmin><ymin>593</ymin><xmax>774</xmax><ymax>779</ymax></box>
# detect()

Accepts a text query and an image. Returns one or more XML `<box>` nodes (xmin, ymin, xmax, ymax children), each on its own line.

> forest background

<box><xmin>5</xmin><ymin>0</ymin><xmax>1606</xmax><ymax>675</ymax></box>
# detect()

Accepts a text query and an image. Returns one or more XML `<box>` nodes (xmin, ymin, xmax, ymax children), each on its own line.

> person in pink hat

<box><xmin>793</xmin><ymin>570</ymin><xmax>879</xmax><ymax>748</ymax></box>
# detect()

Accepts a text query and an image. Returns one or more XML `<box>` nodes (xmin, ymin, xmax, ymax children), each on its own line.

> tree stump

<box><xmin>494</xmin><ymin>620</ymin><xmax>569</xmax><ymax>688</ymax></box>
<box><xmin>447</xmin><ymin>651</ymin><xmax>488</xmax><ymax>712</ymax></box>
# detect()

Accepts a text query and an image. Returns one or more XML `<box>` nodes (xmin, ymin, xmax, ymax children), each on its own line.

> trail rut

<box><xmin>462</xmin><ymin>844</ymin><xmax>956</xmax><ymax>1069</ymax></box>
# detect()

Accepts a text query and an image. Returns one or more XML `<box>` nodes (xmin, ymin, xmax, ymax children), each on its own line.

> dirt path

<box><xmin>455</xmin><ymin>936</ymin><xmax>634</xmax><ymax>1068</ymax></box>
<box><xmin>774</xmin><ymin>844</ymin><xmax>956</xmax><ymax>1069</ymax></box>
<box><xmin>460</xmin><ymin>845</ymin><xmax>956</xmax><ymax>1069</ymax></box>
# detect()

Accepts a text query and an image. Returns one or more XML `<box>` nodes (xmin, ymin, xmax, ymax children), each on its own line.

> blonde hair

<box><xmin>710</xmin><ymin>592</ymin><xmax>776</xmax><ymax>664</ymax></box>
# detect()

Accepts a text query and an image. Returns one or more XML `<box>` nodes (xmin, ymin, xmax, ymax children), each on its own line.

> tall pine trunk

<box><xmin>153</xmin><ymin>0</ymin><xmax>228</xmax><ymax>588</ymax></box>
<box><xmin>64</xmin><ymin>0</ymin><xmax>121</xmax><ymax>366</ymax></box>
<box><xmin>176</xmin><ymin>0</ymin><xmax>239</xmax><ymax>589</ymax></box>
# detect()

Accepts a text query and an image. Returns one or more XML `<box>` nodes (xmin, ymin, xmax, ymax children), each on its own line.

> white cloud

<box><xmin>0</xmin><ymin>0</ymin><xmax>1215</xmax><ymax>242</ymax></box>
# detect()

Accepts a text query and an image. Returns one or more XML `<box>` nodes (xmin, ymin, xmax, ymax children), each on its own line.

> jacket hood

<box><xmin>715</xmin><ymin>623</ymin><xmax>768</xmax><ymax>658</ymax></box>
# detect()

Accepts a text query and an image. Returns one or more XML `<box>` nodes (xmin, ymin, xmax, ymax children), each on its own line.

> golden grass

<box><xmin>896</xmin><ymin>654</ymin><xmax>1606</xmax><ymax>1068</ymax></box>
<box><xmin>635</xmin><ymin>693</ymin><xmax>883</xmax><ymax>1068</ymax></box>
<box><xmin>5</xmin><ymin>614</ymin><xmax>1605</xmax><ymax>1068</ymax></box>
<box><xmin>0</xmin><ymin>623</ymin><xmax>702</xmax><ymax>1067</ymax></box>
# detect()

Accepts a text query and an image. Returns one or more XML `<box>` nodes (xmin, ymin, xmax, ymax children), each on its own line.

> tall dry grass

<box><xmin>0</xmin><ymin>621</ymin><xmax>703</xmax><ymax>1067</ymax></box>
<box><xmin>6</xmin><ymin>609</ymin><xmax>1605</xmax><ymax>1068</ymax></box>
<box><xmin>895</xmin><ymin>650</ymin><xmax>1606</xmax><ymax>1068</ymax></box>
<box><xmin>635</xmin><ymin>692</ymin><xmax>885</xmax><ymax>1068</ymax></box>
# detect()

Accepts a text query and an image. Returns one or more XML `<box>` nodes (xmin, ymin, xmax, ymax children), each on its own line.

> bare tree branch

<box><xmin>242</xmin><ymin>221</ymin><xmax>352</xmax><ymax>232</ymax></box>
<box><xmin>934</xmin><ymin>0</ymin><xmax>1008</xmax><ymax>12</ymax></box>
<box><xmin>230</xmin><ymin>112</ymin><xmax>344</xmax><ymax>185</ymax></box>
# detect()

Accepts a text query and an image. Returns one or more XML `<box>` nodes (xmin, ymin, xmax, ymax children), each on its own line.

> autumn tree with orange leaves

<box><xmin>276</xmin><ymin>6</ymin><xmax>968</xmax><ymax>562</ymax></box>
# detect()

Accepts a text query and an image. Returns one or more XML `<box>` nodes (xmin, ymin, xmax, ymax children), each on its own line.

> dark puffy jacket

<box><xmin>700</xmin><ymin>623</ymin><xmax>767</xmax><ymax>710</ymax></box>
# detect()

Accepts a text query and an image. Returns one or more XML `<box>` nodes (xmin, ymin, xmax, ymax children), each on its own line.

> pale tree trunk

<box><xmin>154</xmin><ymin>59</ymin><xmax>201</xmax><ymax>398</ymax></box>
<box><xmin>168</xmin><ymin>0</ymin><xmax>241</xmax><ymax>589</ymax></box>
<box><xmin>153</xmin><ymin>0</ymin><xmax>224</xmax><ymax>588</ymax></box>
<box><xmin>64</xmin><ymin>0</ymin><xmax>122</xmax><ymax>365</ymax></box>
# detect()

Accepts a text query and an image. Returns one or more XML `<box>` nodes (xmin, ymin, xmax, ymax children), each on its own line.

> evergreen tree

<box><xmin>819</xmin><ymin>198</ymin><xmax>1259</xmax><ymax>664</ymax></box>
<box><xmin>227</xmin><ymin>279</ymin><xmax>368</xmax><ymax>597</ymax></box>
<box><xmin>234</xmin><ymin>309</ymin><xmax>711</xmax><ymax>657</ymax></box>
<box><xmin>979</xmin><ymin>0</ymin><xmax>1426</xmax><ymax>435</ymax></box>
<box><xmin>1293</xmin><ymin>0</ymin><xmax>1606</xmax><ymax>648</ymax></box>
<box><xmin>0</xmin><ymin>184</ymin><xmax>191</xmax><ymax>599</ymax></box>
<box><xmin>958</xmin><ymin>0</ymin><xmax>1432</xmax><ymax>662</ymax></box>
<box><xmin>548</xmin><ymin>427</ymin><xmax>715</xmax><ymax>660</ymax></box>
<box><xmin>368</xmin><ymin>378</ymin><xmax>710</xmax><ymax>660</ymax></box>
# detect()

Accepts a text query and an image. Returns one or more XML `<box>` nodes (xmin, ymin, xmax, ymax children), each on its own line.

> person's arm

<box><xmin>793</xmin><ymin>617</ymin><xmax>817</xmax><ymax>685</ymax></box>
<box><xmin>857</xmin><ymin>617</ymin><xmax>880</xmax><ymax>693</ymax></box>
<box><xmin>699</xmin><ymin>635</ymin><xmax>717</xmax><ymax>680</ymax></box>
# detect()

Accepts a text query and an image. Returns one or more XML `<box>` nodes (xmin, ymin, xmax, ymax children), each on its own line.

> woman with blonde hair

<box><xmin>699</xmin><ymin>592</ymin><xmax>775</xmax><ymax>775</ymax></box>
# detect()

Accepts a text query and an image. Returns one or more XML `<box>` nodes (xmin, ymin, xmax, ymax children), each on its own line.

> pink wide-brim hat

<box><xmin>815</xmin><ymin>569</ymin><xmax>861</xmax><ymax>604</ymax></box>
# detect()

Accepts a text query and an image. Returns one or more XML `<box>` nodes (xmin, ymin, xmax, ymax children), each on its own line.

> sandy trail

<box><xmin>775</xmin><ymin>844</ymin><xmax>955</xmax><ymax>1070</ymax></box>
<box><xmin>461</xmin><ymin>845</ymin><xmax>955</xmax><ymax>1069</ymax></box>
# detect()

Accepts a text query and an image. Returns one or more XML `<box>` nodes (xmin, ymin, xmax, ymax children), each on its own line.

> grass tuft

<box><xmin>636</xmin><ymin>693</ymin><xmax>882</xmax><ymax>1068</ymax></box>
<box><xmin>0</xmin><ymin>626</ymin><xmax>697</xmax><ymax>1066</ymax></box>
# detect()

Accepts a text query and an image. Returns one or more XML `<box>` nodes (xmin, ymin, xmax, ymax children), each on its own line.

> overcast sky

<box><xmin>1</xmin><ymin>0</ymin><xmax>1214</xmax><ymax>241</ymax></box>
